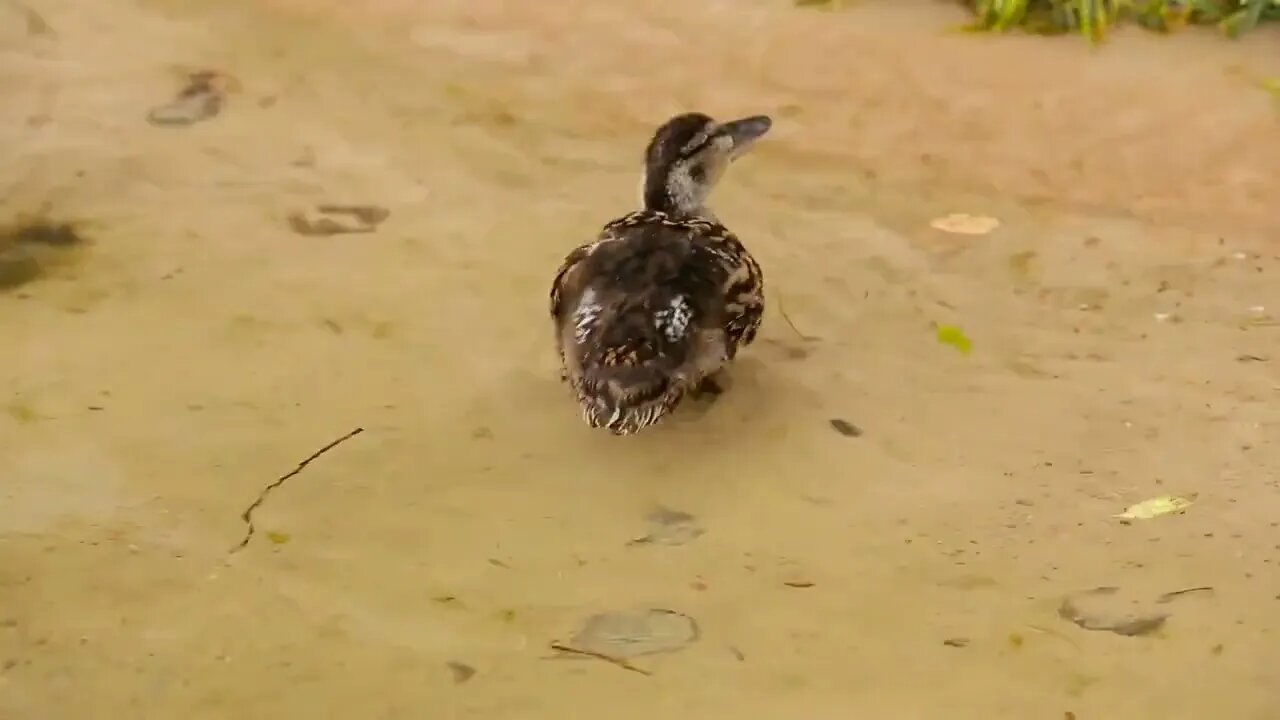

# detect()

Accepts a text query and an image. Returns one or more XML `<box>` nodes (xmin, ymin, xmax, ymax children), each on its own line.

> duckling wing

<box><xmin>694</xmin><ymin>227</ymin><xmax>764</xmax><ymax>359</ymax></box>
<box><xmin>550</xmin><ymin>241</ymin><xmax>596</xmax><ymax>320</ymax></box>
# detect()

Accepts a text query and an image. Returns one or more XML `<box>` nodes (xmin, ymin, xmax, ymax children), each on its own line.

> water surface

<box><xmin>2</xmin><ymin>1</ymin><xmax>1278</xmax><ymax>717</ymax></box>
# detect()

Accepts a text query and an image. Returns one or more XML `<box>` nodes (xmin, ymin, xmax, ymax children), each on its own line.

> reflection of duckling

<box><xmin>549</xmin><ymin>112</ymin><xmax>772</xmax><ymax>435</ymax></box>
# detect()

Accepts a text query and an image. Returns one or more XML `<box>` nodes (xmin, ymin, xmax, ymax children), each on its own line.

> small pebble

<box><xmin>446</xmin><ymin>661</ymin><xmax>476</xmax><ymax>684</ymax></box>
<box><xmin>147</xmin><ymin>71</ymin><xmax>231</xmax><ymax>127</ymax></box>
<box><xmin>828</xmin><ymin>418</ymin><xmax>862</xmax><ymax>437</ymax></box>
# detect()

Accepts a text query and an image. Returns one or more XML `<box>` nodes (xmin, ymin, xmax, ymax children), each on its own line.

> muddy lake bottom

<box><xmin>1</xmin><ymin>0</ymin><xmax>1279</xmax><ymax>718</ymax></box>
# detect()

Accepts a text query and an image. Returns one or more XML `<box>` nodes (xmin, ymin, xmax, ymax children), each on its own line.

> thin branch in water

<box><xmin>775</xmin><ymin>289</ymin><xmax>818</xmax><ymax>342</ymax></box>
<box><xmin>230</xmin><ymin>427</ymin><xmax>365</xmax><ymax>553</ymax></box>
<box><xmin>547</xmin><ymin>643</ymin><xmax>652</xmax><ymax>676</ymax></box>
<box><xmin>1157</xmin><ymin>586</ymin><xmax>1214</xmax><ymax>603</ymax></box>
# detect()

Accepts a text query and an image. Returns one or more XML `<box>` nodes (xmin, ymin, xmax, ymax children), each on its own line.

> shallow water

<box><xmin>2</xmin><ymin>0</ymin><xmax>1279</xmax><ymax>717</ymax></box>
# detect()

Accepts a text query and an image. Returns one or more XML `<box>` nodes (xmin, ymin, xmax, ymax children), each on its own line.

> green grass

<box><xmin>964</xmin><ymin>0</ymin><xmax>1280</xmax><ymax>41</ymax></box>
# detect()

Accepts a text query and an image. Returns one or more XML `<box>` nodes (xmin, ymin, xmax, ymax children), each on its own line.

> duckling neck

<box><xmin>642</xmin><ymin>185</ymin><xmax>717</xmax><ymax>223</ymax></box>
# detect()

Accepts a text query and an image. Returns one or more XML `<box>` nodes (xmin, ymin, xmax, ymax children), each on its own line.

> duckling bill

<box><xmin>549</xmin><ymin>112</ymin><xmax>771</xmax><ymax>435</ymax></box>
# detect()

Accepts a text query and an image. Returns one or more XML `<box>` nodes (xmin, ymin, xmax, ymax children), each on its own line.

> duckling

<box><xmin>549</xmin><ymin>112</ymin><xmax>772</xmax><ymax>435</ymax></box>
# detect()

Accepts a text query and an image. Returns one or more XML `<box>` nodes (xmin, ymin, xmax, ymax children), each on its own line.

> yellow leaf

<box><xmin>936</xmin><ymin>325</ymin><xmax>973</xmax><ymax>355</ymax></box>
<box><xmin>266</xmin><ymin>531</ymin><xmax>291</xmax><ymax>544</ymax></box>
<box><xmin>1113</xmin><ymin>496</ymin><xmax>1193</xmax><ymax>520</ymax></box>
<box><xmin>930</xmin><ymin>213</ymin><xmax>1000</xmax><ymax>236</ymax></box>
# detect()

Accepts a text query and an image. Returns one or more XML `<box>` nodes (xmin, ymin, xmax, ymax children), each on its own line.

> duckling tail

<box><xmin>572</xmin><ymin>293</ymin><xmax>697</xmax><ymax>435</ymax></box>
<box><xmin>578</xmin><ymin>376</ymin><xmax>682</xmax><ymax>435</ymax></box>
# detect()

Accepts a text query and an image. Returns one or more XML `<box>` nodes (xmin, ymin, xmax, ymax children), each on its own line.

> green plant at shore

<box><xmin>966</xmin><ymin>0</ymin><xmax>1280</xmax><ymax>40</ymax></box>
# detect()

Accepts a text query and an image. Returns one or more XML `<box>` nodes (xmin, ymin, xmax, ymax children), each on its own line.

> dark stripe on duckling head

<box><xmin>642</xmin><ymin>113</ymin><xmax>717</xmax><ymax>214</ymax></box>
<box><xmin>645</xmin><ymin>113</ymin><xmax>717</xmax><ymax>167</ymax></box>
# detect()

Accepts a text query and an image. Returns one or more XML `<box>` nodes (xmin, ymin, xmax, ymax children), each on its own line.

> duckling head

<box><xmin>640</xmin><ymin>112</ymin><xmax>772</xmax><ymax>219</ymax></box>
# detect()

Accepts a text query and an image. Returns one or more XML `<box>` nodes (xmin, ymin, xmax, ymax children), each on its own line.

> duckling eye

<box><xmin>688</xmin><ymin>164</ymin><xmax>706</xmax><ymax>183</ymax></box>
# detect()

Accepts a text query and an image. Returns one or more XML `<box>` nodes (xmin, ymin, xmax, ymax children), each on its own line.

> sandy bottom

<box><xmin>2</xmin><ymin>0</ymin><xmax>1279</xmax><ymax>717</ymax></box>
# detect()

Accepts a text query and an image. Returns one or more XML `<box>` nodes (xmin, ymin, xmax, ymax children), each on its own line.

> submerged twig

<box><xmin>1024</xmin><ymin>623</ymin><xmax>1080</xmax><ymax>650</ymax></box>
<box><xmin>775</xmin><ymin>289</ymin><xmax>818</xmax><ymax>342</ymax></box>
<box><xmin>1157</xmin><ymin>586</ymin><xmax>1214</xmax><ymax>603</ymax></box>
<box><xmin>547</xmin><ymin>643</ymin><xmax>652</xmax><ymax>676</ymax></box>
<box><xmin>230</xmin><ymin>427</ymin><xmax>365</xmax><ymax>553</ymax></box>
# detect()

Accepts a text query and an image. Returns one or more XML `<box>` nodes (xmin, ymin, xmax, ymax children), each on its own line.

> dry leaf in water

<box><xmin>930</xmin><ymin>213</ymin><xmax>1000</xmax><ymax>236</ymax></box>
<box><xmin>568</xmin><ymin>608</ymin><xmax>699</xmax><ymax>659</ymax></box>
<box><xmin>1058</xmin><ymin>587</ymin><xmax>1170</xmax><ymax>637</ymax></box>
<box><xmin>628</xmin><ymin>508</ymin><xmax>705</xmax><ymax>547</ymax></box>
